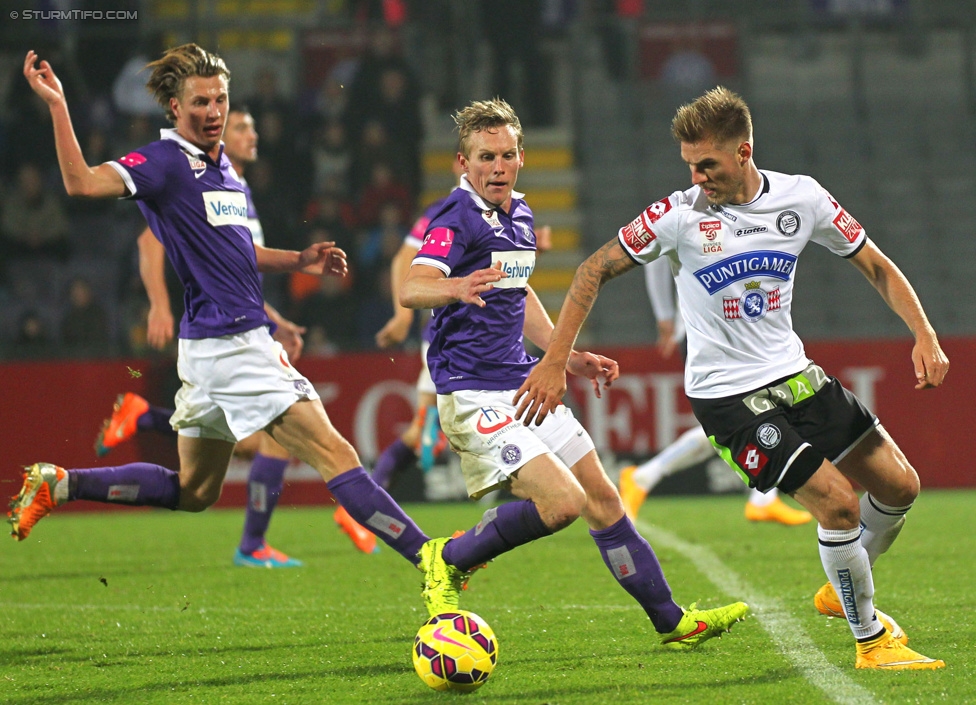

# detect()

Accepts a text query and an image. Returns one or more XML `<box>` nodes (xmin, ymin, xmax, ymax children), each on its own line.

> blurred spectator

<box><xmin>248</xmin><ymin>158</ymin><xmax>300</xmax><ymax>251</ymax></box>
<box><xmin>0</xmin><ymin>162</ymin><xmax>71</xmax><ymax>262</ymax></box>
<box><xmin>482</xmin><ymin>0</ymin><xmax>554</xmax><ymax>127</ymax></box>
<box><xmin>348</xmin><ymin>120</ymin><xmax>413</xmax><ymax>199</ymax></box>
<box><xmin>2</xmin><ymin>87</ymin><xmax>59</xmax><ymax>178</ymax></box>
<box><xmin>660</xmin><ymin>38</ymin><xmax>717</xmax><ymax>101</ymax></box>
<box><xmin>356</xmin><ymin>162</ymin><xmax>413</xmax><ymax>229</ymax></box>
<box><xmin>352</xmin><ymin>66</ymin><xmax>423</xmax><ymax>196</ymax></box>
<box><xmin>303</xmin><ymin>324</ymin><xmax>340</xmax><ymax>356</ymax></box>
<box><xmin>110</xmin><ymin>114</ymin><xmax>155</xmax><ymax>162</ymax></box>
<box><xmin>11</xmin><ymin>310</ymin><xmax>54</xmax><ymax>359</ymax></box>
<box><xmin>357</xmin><ymin>201</ymin><xmax>407</xmax><ymax>280</ymax></box>
<box><xmin>112</xmin><ymin>54</ymin><xmax>160</xmax><ymax>117</ymax></box>
<box><xmin>313</xmin><ymin>75</ymin><xmax>349</xmax><ymax>124</ymax></box>
<box><xmin>343</xmin><ymin>27</ymin><xmax>420</xmax><ymax>148</ymax></box>
<box><xmin>290</xmin><ymin>227</ymin><xmax>358</xmax><ymax>350</ymax></box>
<box><xmin>60</xmin><ymin>277</ymin><xmax>110</xmax><ymax>356</ymax></box>
<box><xmin>311</xmin><ymin>119</ymin><xmax>352</xmax><ymax>197</ymax></box>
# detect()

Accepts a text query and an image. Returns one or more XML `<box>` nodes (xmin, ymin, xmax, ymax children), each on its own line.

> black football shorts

<box><xmin>690</xmin><ymin>363</ymin><xmax>878</xmax><ymax>494</ymax></box>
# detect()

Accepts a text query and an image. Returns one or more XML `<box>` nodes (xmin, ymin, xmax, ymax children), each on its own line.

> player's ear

<box><xmin>737</xmin><ymin>141</ymin><xmax>752</xmax><ymax>164</ymax></box>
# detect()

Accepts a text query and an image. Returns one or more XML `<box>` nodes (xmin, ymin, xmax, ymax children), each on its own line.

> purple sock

<box><xmin>69</xmin><ymin>463</ymin><xmax>180</xmax><ymax>509</ymax></box>
<box><xmin>326</xmin><ymin>467</ymin><xmax>429</xmax><ymax>564</ymax></box>
<box><xmin>443</xmin><ymin>500</ymin><xmax>553</xmax><ymax>572</ymax></box>
<box><xmin>238</xmin><ymin>454</ymin><xmax>289</xmax><ymax>554</ymax></box>
<box><xmin>371</xmin><ymin>439</ymin><xmax>416</xmax><ymax>490</ymax></box>
<box><xmin>590</xmin><ymin>515</ymin><xmax>684</xmax><ymax>633</ymax></box>
<box><xmin>136</xmin><ymin>405</ymin><xmax>177</xmax><ymax>436</ymax></box>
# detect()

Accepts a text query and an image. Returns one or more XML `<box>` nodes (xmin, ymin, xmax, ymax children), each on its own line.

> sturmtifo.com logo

<box><xmin>11</xmin><ymin>9</ymin><xmax>138</xmax><ymax>20</ymax></box>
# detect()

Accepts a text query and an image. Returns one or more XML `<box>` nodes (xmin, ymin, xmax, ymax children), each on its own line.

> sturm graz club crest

<box><xmin>723</xmin><ymin>281</ymin><xmax>781</xmax><ymax>322</ymax></box>
<box><xmin>776</xmin><ymin>210</ymin><xmax>801</xmax><ymax>236</ymax></box>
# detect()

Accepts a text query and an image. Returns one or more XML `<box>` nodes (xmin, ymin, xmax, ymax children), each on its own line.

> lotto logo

<box><xmin>832</xmin><ymin>209</ymin><xmax>862</xmax><ymax>243</ymax></box>
<box><xmin>736</xmin><ymin>443</ymin><xmax>768</xmax><ymax>476</ymax></box>
<box><xmin>643</xmin><ymin>197</ymin><xmax>673</xmax><ymax>225</ymax></box>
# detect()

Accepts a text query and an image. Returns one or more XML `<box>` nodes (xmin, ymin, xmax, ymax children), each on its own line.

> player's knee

<box><xmin>179</xmin><ymin>486</ymin><xmax>220</xmax><ymax>513</ymax></box>
<box><xmin>544</xmin><ymin>484</ymin><xmax>586</xmax><ymax>532</ymax></box>
<box><xmin>820</xmin><ymin>491</ymin><xmax>861</xmax><ymax>530</ymax></box>
<box><xmin>889</xmin><ymin>465</ymin><xmax>920</xmax><ymax>506</ymax></box>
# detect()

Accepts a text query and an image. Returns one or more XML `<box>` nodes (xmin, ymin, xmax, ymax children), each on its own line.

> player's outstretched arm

<box><xmin>24</xmin><ymin>51</ymin><xmax>125</xmax><ymax>199</ymax></box>
<box><xmin>137</xmin><ymin>227</ymin><xmax>175</xmax><ymax>349</ymax></box>
<box><xmin>254</xmin><ymin>242</ymin><xmax>348</xmax><ymax>276</ymax></box>
<box><xmin>514</xmin><ymin>237</ymin><xmax>636</xmax><ymax>425</ymax></box>
<box><xmin>376</xmin><ymin>242</ymin><xmax>420</xmax><ymax>348</ymax></box>
<box><xmin>400</xmin><ymin>262</ymin><xmax>507</xmax><ymax>310</ymax></box>
<box><xmin>849</xmin><ymin>239</ymin><xmax>949</xmax><ymax>389</ymax></box>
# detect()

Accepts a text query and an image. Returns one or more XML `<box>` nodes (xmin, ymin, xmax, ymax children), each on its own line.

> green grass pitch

<box><xmin>2</xmin><ymin>490</ymin><xmax>973</xmax><ymax>704</ymax></box>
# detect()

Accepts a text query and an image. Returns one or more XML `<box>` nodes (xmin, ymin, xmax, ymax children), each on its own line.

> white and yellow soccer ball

<box><xmin>412</xmin><ymin>611</ymin><xmax>498</xmax><ymax>692</ymax></box>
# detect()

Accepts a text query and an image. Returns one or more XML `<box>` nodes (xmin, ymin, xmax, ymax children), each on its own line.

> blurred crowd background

<box><xmin>0</xmin><ymin>0</ymin><xmax>973</xmax><ymax>362</ymax></box>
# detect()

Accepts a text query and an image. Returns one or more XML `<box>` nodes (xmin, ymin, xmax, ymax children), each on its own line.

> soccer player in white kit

<box><xmin>516</xmin><ymin>87</ymin><xmax>948</xmax><ymax>670</ymax></box>
<box><xmin>618</xmin><ymin>255</ymin><xmax>813</xmax><ymax>526</ymax></box>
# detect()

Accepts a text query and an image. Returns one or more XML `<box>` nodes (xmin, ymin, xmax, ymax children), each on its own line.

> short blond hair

<box><xmin>453</xmin><ymin>98</ymin><xmax>523</xmax><ymax>157</ymax></box>
<box><xmin>671</xmin><ymin>86</ymin><xmax>752</xmax><ymax>146</ymax></box>
<box><xmin>145</xmin><ymin>44</ymin><xmax>230</xmax><ymax>124</ymax></box>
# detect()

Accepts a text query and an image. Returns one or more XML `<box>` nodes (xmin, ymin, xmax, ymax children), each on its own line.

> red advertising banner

<box><xmin>0</xmin><ymin>338</ymin><xmax>970</xmax><ymax>514</ymax></box>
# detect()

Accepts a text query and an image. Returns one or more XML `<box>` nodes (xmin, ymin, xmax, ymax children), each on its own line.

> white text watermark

<box><xmin>10</xmin><ymin>10</ymin><xmax>138</xmax><ymax>20</ymax></box>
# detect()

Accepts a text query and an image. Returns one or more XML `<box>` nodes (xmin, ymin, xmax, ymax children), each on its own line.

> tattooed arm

<box><xmin>514</xmin><ymin>238</ymin><xmax>637</xmax><ymax>425</ymax></box>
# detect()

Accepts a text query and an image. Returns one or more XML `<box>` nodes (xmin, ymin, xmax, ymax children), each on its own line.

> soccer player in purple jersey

<box><xmin>515</xmin><ymin>87</ymin><xmax>948</xmax><ymax>669</ymax></box>
<box><xmin>10</xmin><ymin>46</ymin><xmax>436</xmax><ymax>581</ymax></box>
<box><xmin>399</xmin><ymin>98</ymin><xmax>748</xmax><ymax>645</ymax></box>
<box><xmin>92</xmin><ymin>106</ymin><xmax>377</xmax><ymax>563</ymax></box>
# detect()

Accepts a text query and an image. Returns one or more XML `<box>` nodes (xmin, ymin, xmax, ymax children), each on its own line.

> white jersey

<box><xmin>618</xmin><ymin>170</ymin><xmax>866</xmax><ymax>398</ymax></box>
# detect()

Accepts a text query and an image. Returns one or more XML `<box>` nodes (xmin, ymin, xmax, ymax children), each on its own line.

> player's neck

<box><xmin>230</xmin><ymin>159</ymin><xmax>244</xmax><ymax>177</ymax></box>
<box><xmin>729</xmin><ymin>164</ymin><xmax>762</xmax><ymax>205</ymax></box>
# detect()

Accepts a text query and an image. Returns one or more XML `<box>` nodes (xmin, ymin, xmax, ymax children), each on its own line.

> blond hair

<box><xmin>145</xmin><ymin>44</ymin><xmax>230</xmax><ymax>124</ymax></box>
<box><xmin>671</xmin><ymin>86</ymin><xmax>752</xmax><ymax>146</ymax></box>
<box><xmin>453</xmin><ymin>98</ymin><xmax>523</xmax><ymax>157</ymax></box>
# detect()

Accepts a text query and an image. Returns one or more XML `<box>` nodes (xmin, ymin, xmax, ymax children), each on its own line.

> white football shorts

<box><xmin>417</xmin><ymin>341</ymin><xmax>436</xmax><ymax>395</ymax></box>
<box><xmin>171</xmin><ymin>326</ymin><xmax>319</xmax><ymax>443</ymax></box>
<box><xmin>438</xmin><ymin>389</ymin><xmax>595</xmax><ymax>499</ymax></box>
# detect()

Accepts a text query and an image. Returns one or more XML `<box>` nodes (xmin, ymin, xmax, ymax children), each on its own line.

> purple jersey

<box><xmin>109</xmin><ymin>129</ymin><xmax>270</xmax><ymax>339</ymax></box>
<box><xmin>413</xmin><ymin>177</ymin><xmax>538</xmax><ymax>393</ymax></box>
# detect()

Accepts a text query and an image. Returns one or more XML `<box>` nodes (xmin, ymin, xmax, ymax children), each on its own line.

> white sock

<box><xmin>746</xmin><ymin>486</ymin><xmax>779</xmax><ymax>506</ymax></box>
<box><xmin>859</xmin><ymin>493</ymin><xmax>911</xmax><ymax>566</ymax></box>
<box><xmin>632</xmin><ymin>426</ymin><xmax>714</xmax><ymax>492</ymax></box>
<box><xmin>54</xmin><ymin>473</ymin><xmax>69</xmax><ymax>505</ymax></box>
<box><xmin>818</xmin><ymin>525</ymin><xmax>883</xmax><ymax>640</ymax></box>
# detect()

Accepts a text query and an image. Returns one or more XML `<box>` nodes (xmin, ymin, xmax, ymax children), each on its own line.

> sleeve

<box><xmin>616</xmin><ymin>194</ymin><xmax>677</xmax><ymax>264</ymax></box>
<box><xmin>106</xmin><ymin>145</ymin><xmax>170</xmax><ymax>200</ymax></box>
<box><xmin>643</xmin><ymin>256</ymin><xmax>675</xmax><ymax>322</ymax></box>
<box><xmin>404</xmin><ymin>212</ymin><xmax>430</xmax><ymax>250</ymax></box>
<box><xmin>808</xmin><ymin>179</ymin><xmax>867</xmax><ymax>257</ymax></box>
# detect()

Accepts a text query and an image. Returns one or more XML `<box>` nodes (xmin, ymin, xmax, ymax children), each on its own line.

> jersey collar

<box><xmin>459</xmin><ymin>174</ymin><xmax>525</xmax><ymax>211</ymax></box>
<box><xmin>160</xmin><ymin>128</ymin><xmax>225</xmax><ymax>163</ymax></box>
<box><xmin>737</xmin><ymin>172</ymin><xmax>770</xmax><ymax>206</ymax></box>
